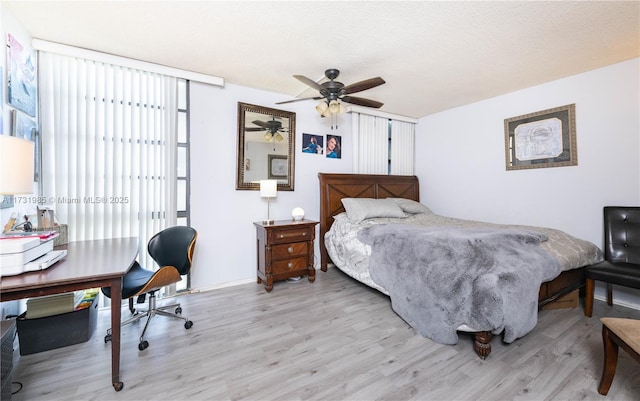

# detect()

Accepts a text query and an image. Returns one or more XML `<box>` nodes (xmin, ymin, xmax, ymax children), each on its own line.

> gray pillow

<box><xmin>388</xmin><ymin>198</ymin><xmax>433</xmax><ymax>214</ymax></box>
<box><xmin>341</xmin><ymin>198</ymin><xmax>405</xmax><ymax>223</ymax></box>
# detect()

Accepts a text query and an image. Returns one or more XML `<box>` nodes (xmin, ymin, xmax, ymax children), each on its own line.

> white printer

<box><xmin>0</xmin><ymin>235</ymin><xmax>67</xmax><ymax>276</ymax></box>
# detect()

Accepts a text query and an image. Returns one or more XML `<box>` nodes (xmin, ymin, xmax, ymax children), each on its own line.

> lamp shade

<box><xmin>260</xmin><ymin>180</ymin><xmax>278</xmax><ymax>198</ymax></box>
<box><xmin>328</xmin><ymin>100</ymin><xmax>340</xmax><ymax>114</ymax></box>
<box><xmin>315</xmin><ymin>101</ymin><xmax>328</xmax><ymax>115</ymax></box>
<box><xmin>0</xmin><ymin>135</ymin><xmax>35</xmax><ymax>195</ymax></box>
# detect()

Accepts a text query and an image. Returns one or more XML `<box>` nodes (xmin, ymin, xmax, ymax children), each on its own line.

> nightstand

<box><xmin>254</xmin><ymin>219</ymin><xmax>319</xmax><ymax>292</ymax></box>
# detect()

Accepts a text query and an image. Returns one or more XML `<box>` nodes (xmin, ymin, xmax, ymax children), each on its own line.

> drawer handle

<box><xmin>279</xmin><ymin>234</ymin><xmax>284</xmax><ymax>238</ymax></box>
<box><xmin>288</xmin><ymin>262</ymin><xmax>293</xmax><ymax>269</ymax></box>
<box><xmin>288</xmin><ymin>247</ymin><xmax>294</xmax><ymax>253</ymax></box>
<box><xmin>302</xmin><ymin>232</ymin><xmax>306</xmax><ymax>236</ymax></box>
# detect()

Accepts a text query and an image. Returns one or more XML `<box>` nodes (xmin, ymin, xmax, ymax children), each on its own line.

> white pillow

<box><xmin>341</xmin><ymin>198</ymin><xmax>405</xmax><ymax>223</ymax></box>
<box><xmin>388</xmin><ymin>198</ymin><xmax>433</xmax><ymax>215</ymax></box>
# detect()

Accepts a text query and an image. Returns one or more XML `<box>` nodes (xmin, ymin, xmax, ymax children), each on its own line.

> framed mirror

<box><xmin>236</xmin><ymin>102</ymin><xmax>295</xmax><ymax>191</ymax></box>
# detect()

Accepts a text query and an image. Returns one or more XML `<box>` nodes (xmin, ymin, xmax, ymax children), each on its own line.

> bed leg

<box><xmin>474</xmin><ymin>331</ymin><xmax>493</xmax><ymax>359</ymax></box>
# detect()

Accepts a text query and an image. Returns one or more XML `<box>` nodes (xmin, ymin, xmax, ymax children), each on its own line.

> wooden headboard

<box><xmin>318</xmin><ymin>173</ymin><xmax>420</xmax><ymax>272</ymax></box>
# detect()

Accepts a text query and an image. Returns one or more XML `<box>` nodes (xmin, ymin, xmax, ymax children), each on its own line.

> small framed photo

<box><xmin>504</xmin><ymin>104</ymin><xmax>576</xmax><ymax>170</ymax></box>
<box><xmin>326</xmin><ymin>134</ymin><xmax>342</xmax><ymax>159</ymax></box>
<box><xmin>268</xmin><ymin>154</ymin><xmax>288</xmax><ymax>179</ymax></box>
<box><xmin>302</xmin><ymin>133</ymin><xmax>323</xmax><ymax>155</ymax></box>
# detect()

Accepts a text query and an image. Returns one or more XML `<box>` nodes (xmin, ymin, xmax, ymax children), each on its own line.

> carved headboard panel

<box><xmin>317</xmin><ymin>173</ymin><xmax>420</xmax><ymax>271</ymax></box>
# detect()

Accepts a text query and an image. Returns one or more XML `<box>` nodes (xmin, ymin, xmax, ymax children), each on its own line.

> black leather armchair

<box><xmin>102</xmin><ymin>226</ymin><xmax>198</xmax><ymax>350</ymax></box>
<box><xmin>585</xmin><ymin>207</ymin><xmax>640</xmax><ymax>317</ymax></box>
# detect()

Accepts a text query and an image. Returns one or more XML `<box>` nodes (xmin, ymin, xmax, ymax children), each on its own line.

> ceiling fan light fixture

<box><xmin>275</xmin><ymin>133</ymin><xmax>283</xmax><ymax>142</ymax></box>
<box><xmin>328</xmin><ymin>100</ymin><xmax>340</xmax><ymax>114</ymax></box>
<box><xmin>264</xmin><ymin>132</ymin><xmax>273</xmax><ymax>141</ymax></box>
<box><xmin>316</xmin><ymin>101</ymin><xmax>328</xmax><ymax>115</ymax></box>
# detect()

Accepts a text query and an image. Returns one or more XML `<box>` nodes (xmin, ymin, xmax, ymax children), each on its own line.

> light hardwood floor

<box><xmin>8</xmin><ymin>267</ymin><xmax>640</xmax><ymax>401</ymax></box>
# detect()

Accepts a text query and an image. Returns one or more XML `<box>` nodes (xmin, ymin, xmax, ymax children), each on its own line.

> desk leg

<box><xmin>110</xmin><ymin>277</ymin><xmax>124</xmax><ymax>391</ymax></box>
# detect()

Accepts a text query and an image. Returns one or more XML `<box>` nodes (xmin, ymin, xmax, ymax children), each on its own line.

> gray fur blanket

<box><xmin>358</xmin><ymin>224</ymin><xmax>561</xmax><ymax>345</ymax></box>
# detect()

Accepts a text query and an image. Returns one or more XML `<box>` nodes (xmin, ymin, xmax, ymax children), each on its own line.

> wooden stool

<box><xmin>598</xmin><ymin>318</ymin><xmax>640</xmax><ymax>395</ymax></box>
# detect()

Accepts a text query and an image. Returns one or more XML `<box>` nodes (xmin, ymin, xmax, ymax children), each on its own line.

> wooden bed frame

<box><xmin>318</xmin><ymin>173</ymin><xmax>585</xmax><ymax>358</ymax></box>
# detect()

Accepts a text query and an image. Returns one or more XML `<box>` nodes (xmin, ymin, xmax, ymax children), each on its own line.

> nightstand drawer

<box><xmin>272</xmin><ymin>242</ymin><xmax>308</xmax><ymax>259</ymax></box>
<box><xmin>272</xmin><ymin>256</ymin><xmax>308</xmax><ymax>274</ymax></box>
<box><xmin>268</xmin><ymin>227</ymin><xmax>314</xmax><ymax>244</ymax></box>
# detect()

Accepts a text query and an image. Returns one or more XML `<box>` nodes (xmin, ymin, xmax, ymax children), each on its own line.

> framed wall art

<box><xmin>7</xmin><ymin>33</ymin><xmax>37</xmax><ymax>117</ymax></box>
<box><xmin>11</xmin><ymin>109</ymin><xmax>39</xmax><ymax>181</ymax></box>
<box><xmin>504</xmin><ymin>104</ymin><xmax>577</xmax><ymax>171</ymax></box>
<box><xmin>302</xmin><ymin>133</ymin><xmax>323</xmax><ymax>155</ymax></box>
<box><xmin>268</xmin><ymin>154</ymin><xmax>288</xmax><ymax>179</ymax></box>
<box><xmin>326</xmin><ymin>134</ymin><xmax>342</xmax><ymax>159</ymax></box>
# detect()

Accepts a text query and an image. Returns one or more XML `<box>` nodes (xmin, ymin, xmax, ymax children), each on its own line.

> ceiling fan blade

<box><xmin>276</xmin><ymin>96</ymin><xmax>322</xmax><ymax>105</ymax></box>
<box><xmin>340</xmin><ymin>96</ymin><xmax>384</xmax><ymax>108</ymax></box>
<box><xmin>252</xmin><ymin>120</ymin><xmax>268</xmax><ymax>128</ymax></box>
<box><xmin>245</xmin><ymin>127</ymin><xmax>265</xmax><ymax>132</ymax></box>
<box><xmin>293</xmin><ymin>75</ymin><xmax>323</xmax><ymax>90</ymax></box>
<box><xmin>343</xmin><ymin>77</ymin><xmax>385</xmax><ymax>94</ymax></box>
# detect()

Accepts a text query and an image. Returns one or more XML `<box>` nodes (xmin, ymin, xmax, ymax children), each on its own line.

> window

<box><xmin>351</xmin><ymin>109</ymin><xmax>417</xmax><ymax>175</ymax></box>
<box><xmin>175</xmin><ymin>79</ymin><xmax>191</xmax><ymax>291</ymax></box>
<box><xmin>39</xmin><ymin>51</ymin><xmax>178</xmax><ymax>278</ymax></box>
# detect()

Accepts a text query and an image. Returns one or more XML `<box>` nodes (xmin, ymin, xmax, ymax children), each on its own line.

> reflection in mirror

<box><xmin>236</xmin><ymin>102</ymin><xmax>295</xmax><ymax>191</ymax></box>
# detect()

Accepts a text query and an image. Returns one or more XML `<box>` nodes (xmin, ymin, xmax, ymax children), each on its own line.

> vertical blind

<box><xmin>352</xmin><ymin>112</ymin><xmax>416</xmax><ymax>175</ymax></box>
<box><xmin>390</xmin><ymin>120</ymin><xmax>415</xmax><ymax>175</ymax></box>
<box><xmin>39</xmin><ymin>52</ymin><xmax>178</xmax><ymax>270</ymax></box>
<box><xmin>352</xmin><ymin>114</ymin><xmax>389</xmax><ymax>174</ymax></box>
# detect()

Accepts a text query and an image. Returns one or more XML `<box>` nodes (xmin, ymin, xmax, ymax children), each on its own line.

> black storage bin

<box><xmin>16</xmin><ymin>296</ymin><xmax>98</xmax><ymax>355</ymax></box>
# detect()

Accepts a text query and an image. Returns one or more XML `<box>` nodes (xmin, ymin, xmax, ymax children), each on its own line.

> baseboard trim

<box><xmin>594</xmin><ymin>294</ymin><xmax>640</xmax><ymax>311</ymax></box>
<box><xmin>189</xmin><ymin>278</ymin><xmax>256</xmax><ymax>294</ymax></box>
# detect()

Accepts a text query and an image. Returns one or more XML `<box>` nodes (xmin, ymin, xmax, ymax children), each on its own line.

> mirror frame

<box><xmin>236</xmin><ymin>102</ymin><xmax>296</xmax><ymax>191</ymax></box>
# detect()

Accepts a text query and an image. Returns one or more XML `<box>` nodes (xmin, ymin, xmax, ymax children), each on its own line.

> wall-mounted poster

<box><xmin>11</xmin><ymin>109</ymin><xmax>39</xmax><ymax>181</ymax></box>
<box><xmin>7</xmin><ymin>33</ymin><xmax>37</xmax><ymax>117</ymax></box>
<box><xmin>12</xmin><ymin>109</ymin><xmax>37</xmax><ymax>139</ymax></box>
<box><xmin>302</xmin><ymin>133</ymin><xmax>324</xmax><ymax>155</ymax></box>
<box><xmin>326</xmin><ymin>134</ymin><xmax>342</xmax><ymax>159</ymax></box>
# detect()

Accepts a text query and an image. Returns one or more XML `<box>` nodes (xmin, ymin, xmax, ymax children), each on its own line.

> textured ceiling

<box><xmin>4</xmin><ymin>1</ymin><xmax>639</xmax><ymax>118</ymax></box>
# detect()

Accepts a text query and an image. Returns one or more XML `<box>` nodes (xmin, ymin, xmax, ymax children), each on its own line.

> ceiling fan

<box><xmin>245</xmin><ymin>116</ymin><xmax>288</xmax><ymax>141</ymax></box>
<box><xmin>276</xmin><ymin>68</ymin><xmax>385</xmax><ymax>109</ymax></box>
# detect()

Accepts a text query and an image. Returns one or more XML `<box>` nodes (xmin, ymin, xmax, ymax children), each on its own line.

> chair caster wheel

<box><xmin>113</xmin><ymin>381</ymin><xmax>124</xmax><ymax>391</ymax></box>
<box><xmin>184</xmin><ymin>320</ymin><xmax>193</xmax><ymax>329</ymax></box>
<box><xmin>105</xmin><ymin>334</ymin><xmax>112</xmax><ymax>343</ymax></box>
<box><xmin>175</xmin><ymin>306</ymin><xmax>182</xmax><ymax>314</ymax></box>
<box><xmin>138</xmin><ymin>340</ymin><xmax>149</xmax><ymax>351</ymax></box>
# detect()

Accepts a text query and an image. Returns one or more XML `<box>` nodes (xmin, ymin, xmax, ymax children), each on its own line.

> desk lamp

<box><xmin>0</xmin><ymin>135</ymin><xmax>35</xmax><ymax>233</ymax></box>
<box><xmin>260</xmin><ymin>180</ymin><xmax>277</xmax><ymax>225</ymax></box>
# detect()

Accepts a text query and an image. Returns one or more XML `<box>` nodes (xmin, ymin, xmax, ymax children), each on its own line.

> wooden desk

<box><xmin>0</xmin><ymin>237</ymin><xmax>138</xmax><ymax>391</ymax></box>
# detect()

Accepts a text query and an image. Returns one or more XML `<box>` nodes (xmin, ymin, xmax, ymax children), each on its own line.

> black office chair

<box><xmin>102</xmin><ymin>226</ymin><xmax>198</xmax><ymax>350</ymax></box>
<box><xmin>585</xmin><ymin>207</ymin><xmax>640</xmax><ymax>317</ymax></box>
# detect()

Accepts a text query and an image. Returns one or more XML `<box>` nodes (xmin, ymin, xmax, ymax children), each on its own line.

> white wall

<box><xmin>189</xmin><ymin>82</ymin><xmax>352</xmax><ymax>290</ymax></box>
<box><xmin>416</xmin><ymin>58</ymin><xmax>640</xmax><ymax>308</ymax></box>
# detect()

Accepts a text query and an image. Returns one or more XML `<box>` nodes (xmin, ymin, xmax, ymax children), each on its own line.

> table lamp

<box><xmin>0</xmin><ymin>135</ymin><xmax>35</xmax><ymax>233</ymax></box>
<box><xmin>260</xmin><ymin>179</ymin><xmax>277</xmax><ymax>225</ymax></box>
